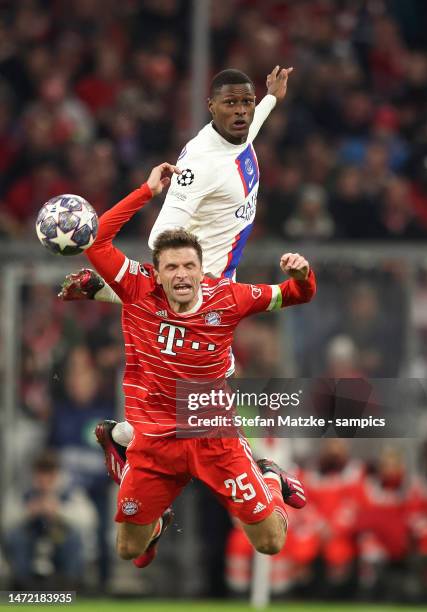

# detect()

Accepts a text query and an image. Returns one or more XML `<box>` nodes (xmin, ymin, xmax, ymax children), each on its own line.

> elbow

<box><xmin>148</xmin><ymin>228</ymin><xmax>158</xmax><ymax>250</ymax></box>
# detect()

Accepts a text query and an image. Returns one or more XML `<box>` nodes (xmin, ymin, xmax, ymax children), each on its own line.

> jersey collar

<box><xmin>208</xmin><ymin>121</ymin><xmax>249</xmax><ymax>148</ymax></box>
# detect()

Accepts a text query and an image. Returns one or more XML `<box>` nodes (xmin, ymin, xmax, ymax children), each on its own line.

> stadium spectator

<box><xmin>357</xmin><ymin>446</ymin><xmax>411</xmax><ymax>600</ymax></box>
<box><xmin>2</xmin><ymin>451</ymin><xmax>97</xmax><ymax>590</ymax></box>
<box><xmin>49</xmin><ymin>345</ymin><xmax>116</xmax><ymax>584</ymax></box>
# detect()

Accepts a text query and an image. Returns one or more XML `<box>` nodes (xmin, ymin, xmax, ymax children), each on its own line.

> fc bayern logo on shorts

<box><xmin>205</xmin><ymin>311</ymin><xmax>221</xmax><ymax>326</ymax></box>
<box><xmin>177</xmin><ymin>168</ymin><xmax>194</xmax><ymax>187</ymax></box>
<box><xmin>121</xmin><ymin>498</ymin><xmax>141</xmax><ymax>516</ymax></box>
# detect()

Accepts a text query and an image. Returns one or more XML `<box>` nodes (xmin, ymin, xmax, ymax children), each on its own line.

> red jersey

<box><xmin>86</xmin><ymin>184</ymin><xmax>316</xmax><ymax>437</ymax></box>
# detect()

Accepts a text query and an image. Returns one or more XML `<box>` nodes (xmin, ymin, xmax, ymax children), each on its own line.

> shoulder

<box><xmin>201</xmin><ymin>276</ymin><xmax>234</xmax><ymax>298</ymax></box>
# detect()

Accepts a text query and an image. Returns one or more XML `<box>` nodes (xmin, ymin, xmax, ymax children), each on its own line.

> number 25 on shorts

<box><xmin>224</xmin><ymin>472</ymin><xmax>256</xmax><ymax>503</ymax></box>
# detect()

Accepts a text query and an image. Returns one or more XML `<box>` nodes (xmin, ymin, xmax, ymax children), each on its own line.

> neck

<box><xmin>168</xmin><ymin>299</ymin><xmax>197</xmax><ymax>314</ymax></box>
<box><xmin>167</xmin><ymin>287</ymin><xmax>201</xmax><ymax>314</ymax></box>
<box><xmin>212</xmin><ymin>122</ymin><xmax>245</xmax><ymax>145</ymax></box>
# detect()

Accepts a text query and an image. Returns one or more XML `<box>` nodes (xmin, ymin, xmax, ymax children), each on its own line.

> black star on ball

<box><xmin>177</xmin><ymin>168</ymin><xmax>195</xmax><ymax>186</ymax></box>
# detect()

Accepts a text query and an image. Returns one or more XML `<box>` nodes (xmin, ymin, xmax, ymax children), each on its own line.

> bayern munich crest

<box><xmin>177</xmin><ymin>168</ymin><xmax>194</xmax><ymax>187</ymax></box>
<box><xmin>121</xmin><ymin>498</ymin><xmax>141</xmax><ymax>516</ymax></box>
<box><xmin>205</xmin><ymin>311</ymin><xmax>221</xmax><ymax>326</ymax></box>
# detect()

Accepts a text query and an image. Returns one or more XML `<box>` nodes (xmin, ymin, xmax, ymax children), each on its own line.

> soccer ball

<box><xmin>36</xmin><ymin>195</ymin><xmax>98</xmax><ymax>256</ymax></box>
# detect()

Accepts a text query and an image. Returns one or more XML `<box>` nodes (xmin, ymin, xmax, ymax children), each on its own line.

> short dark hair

<box><xmin>33</xmin><ymin>451</ymin><xmax>59</xmax><ymax>474</ymax></box>
<box><xmin>210</xmin><ymin>69</ymin><xmax>255</xmax><ymax>98</ymax></box>
<box><xmin>152</xmin><ymin>229</ymin><xmax>203</xmax><ymax>269</ymax></box>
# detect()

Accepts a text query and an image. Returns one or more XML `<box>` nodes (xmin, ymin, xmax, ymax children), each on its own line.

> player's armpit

<box><xmin>148</xmin><ymin>204</ymin><xmax>193</xmax><ymax>249</ymax></box>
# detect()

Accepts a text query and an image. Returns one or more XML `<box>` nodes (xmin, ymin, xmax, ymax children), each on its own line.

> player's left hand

<box><xmin>280</xmin><ymin>253</ymin><xmax>309</xmax><ymax>280</ymax></box>
<box><xmin>58</xmin><ymin>268</ymin><xmax>105</xmax><ymax>300</ymax></box>
<box><xmin>266</xmin><ymin>65</ymin><xmax>293</xmax><ymax>101</ymax></box>
<box><xmin>147</xmin><ymin>162</ymin><xmax>181</xmax><ymax>196</ymax></box>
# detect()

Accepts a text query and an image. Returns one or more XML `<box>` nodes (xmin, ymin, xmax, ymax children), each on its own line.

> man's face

<box><xmin>155</xmin><ymin>247</ymin><xmax>203</xmax><ymax>312</ymax></box>
<box><xmin>208</xmin><ymin>83</ymin><xmax>256</xmax><ymax>145</ymax></box>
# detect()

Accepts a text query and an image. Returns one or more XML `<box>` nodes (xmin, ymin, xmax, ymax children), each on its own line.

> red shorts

<box><xmin>116</xmin><ymin>434</ymin><xmax>274</xmax><ymax>526</ymax></box>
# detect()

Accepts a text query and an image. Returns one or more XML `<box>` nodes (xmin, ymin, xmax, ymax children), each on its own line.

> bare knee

<box><xmin>243</xmin><ymin>512</ymin><xmax>287</xmax><ymax>556</ymax></box>
<box><xmin>116</xmin><ymin>520</ymin><xmax>156</xmax><ymax>560</ymax></box>
<box><xmin>117</xmin><ymin>540</ymin><xmax>146</xmax><ymax>560</ymax></box>
<box><xmin>254</xmin><ymin>533</ymin><xmax>285</xmax><ymax>556</ymax></box>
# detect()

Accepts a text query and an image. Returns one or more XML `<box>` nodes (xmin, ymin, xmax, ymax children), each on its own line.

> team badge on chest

<box><xmin>205</xmin><ymin>311</ymin><xmax>221</xmax><ymax>326</ymax></box>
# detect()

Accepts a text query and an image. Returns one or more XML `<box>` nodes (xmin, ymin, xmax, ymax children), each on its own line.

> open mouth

<box><xmin>232</xmin><ymin>120</ymin><xmax>247</xmax><ymax>130</ymax></box>
<box><xmin>174</xmin><ymin>283</ymin><xmax>192</xmax><ymax>295</ymax></box>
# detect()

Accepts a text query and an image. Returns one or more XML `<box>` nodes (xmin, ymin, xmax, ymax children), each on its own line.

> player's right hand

<box><xmin>58</xmin><ymin>268</ymin><xmax>105</xmax><ymax>300</ymax></box>
<box><xmin>266</xmin><ymin>65</ymin><xmax>293</xmax><ymax>100</ymax></box>
<box><xmin>147</xmin><ymin>162</ymin><xmax>181</xmax><ymax>196</ymax></box>
<box><xmin>280</xmin><ymin>253</ymin><xmax>309</xmax><ymax>280</ymax></box>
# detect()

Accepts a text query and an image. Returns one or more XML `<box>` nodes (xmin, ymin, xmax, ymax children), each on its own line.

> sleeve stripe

<box><xmin>267</xmin><ymin>285</ymin><xmax>282</xmax><ymax>311</ymax></box>
<box><xmin>115</xmin><ymin>257</ymin><xmax>130</xmax><ymax>282</ymax></box>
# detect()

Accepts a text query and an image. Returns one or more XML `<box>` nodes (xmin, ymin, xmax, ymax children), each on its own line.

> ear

<box><xmin>208</xmin><ymin>98</ymin><xmax>215</xmax><ymax>117</ymax></box>
<box><xmin>154</xmin><ymin>269</ymin><xmax>161</xmax><ymax>285</ymax></box>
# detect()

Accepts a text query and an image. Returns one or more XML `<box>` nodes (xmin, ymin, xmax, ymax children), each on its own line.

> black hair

<box><xmin>210</xmin><ymin>69</ymin><xmax>255</xmax><ymax>97</ymax></box>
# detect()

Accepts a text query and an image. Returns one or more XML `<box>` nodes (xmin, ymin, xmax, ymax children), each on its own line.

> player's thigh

<box><xmin>116</xmin><ymin>519</ymin><xmax>158</xmax><ymax>559</ymax></box>
<box><xmin>190</xmin><ymin>437</ymin><xmax>274</xmax><ymax>524</ymax></box>
<box><xmin>116</xmin><ymin>460</ymin><xmax>189</xmax><ymax>526</ymax></box>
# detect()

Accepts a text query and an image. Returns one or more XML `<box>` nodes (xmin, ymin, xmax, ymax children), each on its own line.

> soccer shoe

<box><xmin>58</xmin><ymin>268</ymin><xmax>105</xmax><ymax>300</ymax></box>
<box><xmin>257</xmin><ymin>459</ymin><xmax>307</xmax><ymax>509</ymax></box>
<box><xmin>132</xmin><ymin>507</ymin><xmax>174</xmax><ymax>569</ymax></box>
<box><xmin>94</xmin><ymin>420</ymin><xmax>127</xmax><ymax>485</ymax></box>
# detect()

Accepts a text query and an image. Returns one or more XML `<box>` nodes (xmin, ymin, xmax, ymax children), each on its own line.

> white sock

<box><xmin>112</xmin><ymin>421</ymin><xmax>134</xmax><ymax>447</ymax></box>
<box><xmin>262</xmin><ymin>470</ymin><xmax>281</xmax><ymax>485</ymax></box>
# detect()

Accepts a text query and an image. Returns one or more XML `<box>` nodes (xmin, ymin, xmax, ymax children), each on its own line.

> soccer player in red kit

<box><xmin>84</xmin><ymin>162</ymin><xmax>316</xmax><ymax>568</ymax></box>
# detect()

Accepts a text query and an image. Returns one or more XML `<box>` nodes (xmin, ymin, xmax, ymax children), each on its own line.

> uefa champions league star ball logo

<box><xmin>177</xmin><ymin>168</ymin><xmax>195</xmax><ymax>186</ymax></box>
<box><xmin>205</xmin><ymin>311</ymin><xmax>221</xmax><ymax>326</ymax></box>
<box><xmin>121</xmin><ymin>498</ymin><xmax>141</xmax><ymax>516</ymax></box>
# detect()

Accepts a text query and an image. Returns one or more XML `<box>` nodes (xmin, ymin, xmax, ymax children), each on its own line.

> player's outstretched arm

<box><xmin>233</xmin><ymin>252</ymin><xmax>316</xmax><ymax>319</ymax></box>
<box><xmin>84</xmin><ymin>163</ymin><xmax>179</xmax><ymax>301</ymax></box>
<box><xmin>58</xmin><ymin>268</ymin><xmax>122</xmax><ymax>303</ymax></box>
<box><xmin>248</xmin><ymin>64</ymin><xmax>294</xmax><ymax>142</ymax></box>
<box><xmin>59</xmin><ymin>163</ymin><xmax>180</xmax><ymax>303</ymax></box>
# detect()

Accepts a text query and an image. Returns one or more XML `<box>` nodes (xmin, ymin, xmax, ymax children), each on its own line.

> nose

<box><xmin>175</xmin><ymin>266</ymin><xmax>187</xmax><ymax>279</ymax></box>
<box><xmin>235</xmin><ymin>103</ymin><xmax>246</xmax><ymax>116</ymax></box>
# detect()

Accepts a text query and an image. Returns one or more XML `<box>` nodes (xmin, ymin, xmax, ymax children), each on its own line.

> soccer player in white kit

<box><xmin>60</xmin><ymin>65</ymin><xmax>294</xmax><ymax>481</ymax></box>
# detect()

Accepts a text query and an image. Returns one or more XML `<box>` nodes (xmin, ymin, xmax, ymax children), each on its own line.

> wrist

<box><xmin>141</xmin><ymin>182</ymin><xmax>153</xmax><ymax>198</ymax></box>
<box><xmin>265</xmin><ymin>93</ymin><xmax>278</xmax><ymax>105</ymax></box>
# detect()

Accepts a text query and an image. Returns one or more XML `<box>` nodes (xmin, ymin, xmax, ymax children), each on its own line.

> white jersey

<box><xmin>148</xmin><ymin>94</ymin><xmax>277</xmax><ymax>278</ymax></box>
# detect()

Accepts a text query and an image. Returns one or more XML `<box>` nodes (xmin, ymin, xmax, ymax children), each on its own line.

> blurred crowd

<box><xmin>226</xmin><ymin>439</ymin><xmax>427</xmax><ymax>603</ymax></box>
<box><xmin>2</xmin><ymin>0</ymin><xmax>427</xmax><ymax>602</ymax></box>
<box><xmin>0</xmin><ymin>0</ymin><xmax>427</xmax><ymax>242</ymax></box>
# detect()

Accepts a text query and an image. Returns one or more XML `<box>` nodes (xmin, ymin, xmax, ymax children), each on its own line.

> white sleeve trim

<box><xmin>267</xmin><ymin>284</ymin><xmax>281</xmax><ymax>311</ymax></box>
<box><xmin>115</xmin><ymin>257</ymin><xmax>129</xmax><ymax>282</ymax></box>
<box><xmin>248</xmin><ymin>94</ymin><xmax>277</xmax><ymax>142</ymax></box>
<box><xmin>95</xmin><ymin>284</ymin><xmax>123</xmax><ymax>304</ymax></box>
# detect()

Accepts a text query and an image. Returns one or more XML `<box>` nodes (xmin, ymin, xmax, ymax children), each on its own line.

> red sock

<box><xmin>132</xmin><ymin>518</ymin><xmax>163</xmax><ymax>569</ymax></box>
<box><xmin>263</xmin><ymin>473</ymin><xmax>288</xmax><ymax>529</ymax></box>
